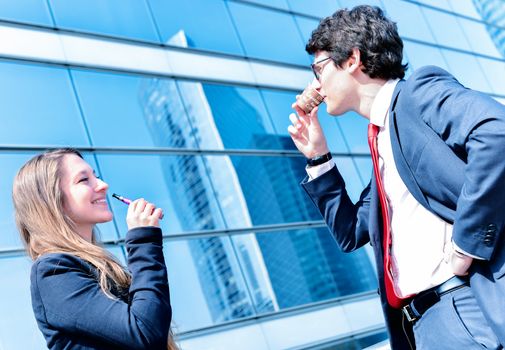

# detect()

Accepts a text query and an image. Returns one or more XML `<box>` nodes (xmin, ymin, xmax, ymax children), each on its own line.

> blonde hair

<box><xmin>13</xmin><ymin>148</ymin><xmax>178</xmax><ymax>350</ymax></box>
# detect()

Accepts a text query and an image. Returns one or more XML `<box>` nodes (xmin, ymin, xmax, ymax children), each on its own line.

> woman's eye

<box><xmin>78</xmin><ymin>177</ymin><xmax>89</xmax><ymax>183</ymax></box>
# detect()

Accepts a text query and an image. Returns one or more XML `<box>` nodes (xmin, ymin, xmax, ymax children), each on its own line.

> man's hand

<box><xmin>449</xmin><ymin>246</ymin><xmax>473</xmax><ymax>276</ymax></box>
<box><xmin>287</xmin><ymin>102</ymin><xmax>329</xmax><ymax>160</ymax></box>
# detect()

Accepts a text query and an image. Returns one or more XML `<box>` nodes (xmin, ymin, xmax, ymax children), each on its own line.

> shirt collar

<box><xmin>369</xmin><ymin>79</ymin><xmax>400</xmax><ymax>128</ymax></box>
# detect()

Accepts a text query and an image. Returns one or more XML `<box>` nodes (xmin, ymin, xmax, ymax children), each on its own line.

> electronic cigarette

<box><xmin>112</xmin><ymin>193</ymin><xmax>164</xmax><ymax>219</ymax></box>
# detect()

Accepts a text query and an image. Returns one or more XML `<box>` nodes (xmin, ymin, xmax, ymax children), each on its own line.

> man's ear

<box><xmin>347</xmin><ymin>48</ymin><xmax>362</xmax><ymax>73</ymax></box>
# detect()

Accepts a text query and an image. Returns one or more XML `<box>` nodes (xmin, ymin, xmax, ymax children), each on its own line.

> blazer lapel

<box><xmin>388</xmin><ymin>83</ymin><xmax>432</xmax><ymax>212</ymax></box>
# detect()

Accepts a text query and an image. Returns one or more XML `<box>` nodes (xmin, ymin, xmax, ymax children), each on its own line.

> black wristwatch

<box><xmin>306</xmin><ymin>152</ymin><xmax>332</xmax><ymax>166</ymax></box>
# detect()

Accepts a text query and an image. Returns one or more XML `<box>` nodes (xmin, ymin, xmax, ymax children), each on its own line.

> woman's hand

<box><xmin>126</xmin><ymin>198</ymin><xmax>163</xmax><ymax>229</ymax></box>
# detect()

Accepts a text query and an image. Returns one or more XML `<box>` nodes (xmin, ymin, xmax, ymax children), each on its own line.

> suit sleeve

<box><xmin>31</xmin><ymin>227</ymin><xmax>171</xmax><ymax>349</ymax></box>
<box><xmin>408</xmin><ymin>66</ymin><xmax>505</xmax><ymax>260</ymax></box>
<box><xmin>302</xmin><ymin>165</ymin><xmax>371</xmax><ymax>252</ymax></box>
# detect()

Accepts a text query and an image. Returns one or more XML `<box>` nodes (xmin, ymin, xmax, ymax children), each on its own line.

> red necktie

<box><xmin>368</xmin><ymin>123</ymin><xmax>412</xmax><ymax>308</ymax></box>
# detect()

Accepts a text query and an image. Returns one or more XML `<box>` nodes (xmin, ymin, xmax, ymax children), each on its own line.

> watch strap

<box><xmin>306</xmin><ymin>152</ymin><xmax>332</xmax><ymax>166</ymax></box>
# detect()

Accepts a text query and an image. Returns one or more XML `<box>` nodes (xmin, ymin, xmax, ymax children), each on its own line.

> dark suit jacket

<box><xmin>30</xmin><ymin>226</ymin><xmax>172</xmax><ymax>350</ymax></box>
<box><xmin>302</xmin><ymin>66</ymin><xmax>505</xmax><ymax>349</ymax></box>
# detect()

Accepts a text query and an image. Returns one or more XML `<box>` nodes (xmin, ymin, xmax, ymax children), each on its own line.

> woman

<box><xmin>12</xmin><ymin>148</ymin><xmax>177</xmax><ymax>350</ymax></box>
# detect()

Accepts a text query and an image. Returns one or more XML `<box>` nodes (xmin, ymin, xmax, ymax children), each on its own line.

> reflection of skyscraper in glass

<box><xmin>228</xmin><ymin>130</ymin><xmax>376</xmax><ymax>308</ymax></box>
<box><xmin>473</xmin><ymin>0</ymin><xmax>505</xmax><ymax>58</ymax></box>
<box><xmin>139</xmin><ymin>77</ymin><xmax>259</xmax><ymax>322</ymax></box>
<box><xmin>186</xmin><ymin>73</ymin><xmax>376</xmax><ymax>308</ymax></box>
<box><xmin>141</xmin><ymin>30</ymin><xmax>375</xmax><ymax>318</ymax></box>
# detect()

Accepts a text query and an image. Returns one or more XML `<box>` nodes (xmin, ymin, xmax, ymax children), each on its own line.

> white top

<box><xmin>307</xmin><ymin>79</ymin><xmax>454</xmax><ymax>295</ymax></box>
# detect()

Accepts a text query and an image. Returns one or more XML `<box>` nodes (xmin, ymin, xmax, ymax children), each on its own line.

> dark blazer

<box><xmin>30</xmin><ymin>226</ymin><xmax>172</xmax><ymax>350</ymax></box>
<box><xmin>302</xmin><ymin>66</ymin><xmax>505</xmax><ymax>349</ymax></box>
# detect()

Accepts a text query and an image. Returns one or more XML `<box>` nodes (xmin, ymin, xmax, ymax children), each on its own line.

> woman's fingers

<box><xmin>144</xmin><ymin>203</ymin><xmax>155</xmax><ymax>217</ymax></box>
<box><xmin>126</xmin><ymin>198</ymin><xmax>162</xmax><ymax>229</ymax></box>
<box><xmin>133</xmin><ymin>198</ymin><xmax>146</xmax><ymax>214</ymax></box>
<box><xmin>153</xmin><ymin>208</ymin><xmax>163</xmax><ymax>220</ymax></box>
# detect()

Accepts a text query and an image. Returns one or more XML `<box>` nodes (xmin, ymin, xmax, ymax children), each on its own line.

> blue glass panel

<box><xmin>459</xmin><ymin>19</ymin><xmax>502</xmax><ymax>58</ymax></box>
<box><xmin>207</xmin><ymin>154</ymin><xmax>323</xmax><ymax>227</ymax></box>
<box><xmin>252</xmin><ymin>228</ymin><xmax>376</xmax><ymax>309</ymax></box>
<box><xmin>71</xmin><ymin>70</ymin><xmax>195</xmax><ymax>149</ymax></box>
<box><xmin>354</xmin><ymin>331</ymin><xmax>389</xmax><ymax>349</ymax></box>
<box><xmin>292</xmin><ymin>17</ymin><xmax>317</xmax><ymax>80</ymax></box>
<box><xmin>337</xmin><ymin>0</ymin><xmax>384</xmax><ymax>9</ymax></box>
<box><xmin>97</xmin><ymin>154</ymin><xmax>226</xmax><ymax>237</ymax></box>
<box><xmin>334</xmin><ymin>156</ymin><xmax>366</xmax><ymax>202</ymax></box>
<box><xmin>227</xmin><ymin>2</ymin><xmax>310</xmax><ymax>65</ymax></box>
<box><xmin>288</xmin><ymin>0</ymin><xmax>339</xmax><ymax>18</ymax></box>
<box><xmin>229</xmin><ymin>233</ymin><xmax>276</xmax><ymax>314</ymax></box>
<box><xmin>148</xmin><ymin>0</ymin><xmax>244</xmax><ymax>55</ymax></box>
<box><xmin>0</xmin><ymin>153</ymin><xmax>34</xmax><ymax>250</ymax></box>
<box><xmin>336</xmin><ymin>111</ymin><xmax>370</xmax><ymax>154</ymax></box>
<box><xmin>416</xmin><ymin>0</ymin><xmax>452</xmax><ymax>11</ymax></box>
<box><xmin>242</xmin><ymin>0</ymin><xmax>290</xmax><ymax>11</ymax></box>
<box><xmin>482</xmin><ymin>22</ymin><xmax>505</xmax><ymax>58</ymax></box>
<box><xmin>178</xmin><ymin>82</ymin><xmax>277</xmax><ymax>150</ymax></box>
<box><xmin>381</xmin><ymin>0</ymin><xmax>435</xmax><ymax>43</ymax></box>
<box><xmin>404</xmin><ymin>41</ymin><xmax>449</xmax><ymax>71</ymax></box>
<box><xmin>165</xmin><ymin>236</ymin><xmax>254</xmax><ymax>331</ymax></box>
<box><xmin>107</xmin><ymin>245</ymin><xmax>126</xmax><ymax>265</ymax></box>
<box><xmin>49</xmin><ymin>0</ymin><xmax>159</xmax><ymax>42</ymax></box>
<box><xmin>421</xmin><ymin>7</ymin><xmax>471</xmax><ymax>51</ymax></box>
<box><xmin>0</xmin><ymin>256</ymin><xmax>47</xmax><ymax>348</ymax></box>
<box><xmin>441</xmin><ymin>50</ymin><xmax>493</xmax><ymax>93</ymax></box>
<box><xmin>478</xmin><ymin>57</ymin><xmax>505</xmax><ymax>95</ymax></box>
<box><xmin>473</xmin><ymin>0</ymin><xmax>505</xmax><ymax>27</ymax></box>
<box><xmin>295</xmin><ymin>16</ymin><xmax>321</xmax><ymax>43</ymax></box>
<box><xmin>354</xmin><ymin>157</ymin><xmax>373</xmax><ymax>189</ymax></box>
<box><xmin>0</xmin><ymin>0</ymin><xmax>53</xmax><ymax>26</ymax></box>
<box><xmin>260</xmin><ymin>88</ymin><xmax>349</xmax><ymax>153</ymax></box>
<box><xmin>0</xmin><ymin>62</ymin><xmax>89</xmax><ymax>147</ymax></box>
<box><xmin>448</xmin><ymin>0</ymin><xmax>481</xmax><ymax>20</ymax></box>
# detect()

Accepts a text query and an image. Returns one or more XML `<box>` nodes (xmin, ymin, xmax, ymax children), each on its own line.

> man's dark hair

<box><xmin>306</xmin><ymin>5</ymin><xmax>407</xmax><ymax>80</ymax></box>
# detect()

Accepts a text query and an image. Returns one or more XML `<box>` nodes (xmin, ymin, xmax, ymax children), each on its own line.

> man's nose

<box><xmin>311</xmin><ymin>78</ymin><xmax>322</xmax><ymax>89</ymax></box>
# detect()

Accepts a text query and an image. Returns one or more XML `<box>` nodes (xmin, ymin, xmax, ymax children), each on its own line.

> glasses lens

<box><xmin>311</xmin><ymin>64</ymin><xmax>319</xmax><ymax>79</ymax></box>
<box><xmin>311</xmin><ymin>57</ymin><xmax>330</xmax><ymax>80</ymax></box>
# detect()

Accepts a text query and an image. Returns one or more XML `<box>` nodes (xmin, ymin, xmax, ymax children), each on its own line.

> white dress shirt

<box><xmin>307</xmin><ymin>79</ymin><xmax>455</xmax><ymax>296</ymax></box>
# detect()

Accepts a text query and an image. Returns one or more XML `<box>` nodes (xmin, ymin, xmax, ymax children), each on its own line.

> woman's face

<box><xmin>60</xmin><ymin>154</ymin><xmax>113</xmax><ymax>241</ymax></box>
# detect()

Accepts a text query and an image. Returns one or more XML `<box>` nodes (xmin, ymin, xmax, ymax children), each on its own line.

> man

<box><xmin>288</xmin><ymin>5</ymin><xmax>505</xmax><ymax>350</ymax></box>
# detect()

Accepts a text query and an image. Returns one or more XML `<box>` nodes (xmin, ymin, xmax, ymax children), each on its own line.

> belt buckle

<box><xmin>402</xmin><ymin>304</ymin><xmax>419</xmax><ymax>323</ymax></box>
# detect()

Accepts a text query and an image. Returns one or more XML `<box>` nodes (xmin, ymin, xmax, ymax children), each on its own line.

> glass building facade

<box><xmin>0</xmin><ymin>1</ymin><xmax>503</xmax><ymax>349</ymax></box>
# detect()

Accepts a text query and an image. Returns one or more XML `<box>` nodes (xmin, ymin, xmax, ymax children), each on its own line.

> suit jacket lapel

<box><xmin>388</xmin><ymin>82</ymin><xmax>432</xmax><ymax>211</ymax></box>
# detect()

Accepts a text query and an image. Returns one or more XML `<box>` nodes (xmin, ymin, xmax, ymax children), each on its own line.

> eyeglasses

<box><xmin>311</xmin><ymin>57</ymin><xmax>333</xmax><ymax>80</ymax></box>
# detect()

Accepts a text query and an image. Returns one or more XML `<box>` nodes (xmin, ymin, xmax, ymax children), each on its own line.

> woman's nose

<box><xmin>95</xmin><ymin>178</ymin><xmax>109</xmax><ymax>192</ymax></box>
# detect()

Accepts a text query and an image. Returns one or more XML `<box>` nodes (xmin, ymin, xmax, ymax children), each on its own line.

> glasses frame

<box><xmin>311</xmin><ymin>57</ymin><xmax>333</xmax><ymax>80</ymax></box>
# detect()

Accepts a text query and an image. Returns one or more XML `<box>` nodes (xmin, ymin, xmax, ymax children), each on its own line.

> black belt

<box><xmin>402</xmin><ymin>276</ymin><xmax>470</xmax><ymax>323</ymax></box>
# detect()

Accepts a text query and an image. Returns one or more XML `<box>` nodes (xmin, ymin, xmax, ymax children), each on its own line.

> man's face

<box><xmin>312</xmin><ymin>51</ymin><xmax>355</xmax><ymax>116</ymax></box>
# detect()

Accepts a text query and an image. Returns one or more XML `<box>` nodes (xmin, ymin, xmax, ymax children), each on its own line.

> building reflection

<box><xmin>140</xmin><ymin>77</ymin><xmax>266</xmax><ymax>322</ymax></box>
<box><xmin>473</xmin><ymin>0</ymin><xmax>505</xmax><ymax>58</ymax></box>
<box><xmin>138</xmin><ymin>31</ymin><xmax>375</xmax><ymax>323</ymax></box>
